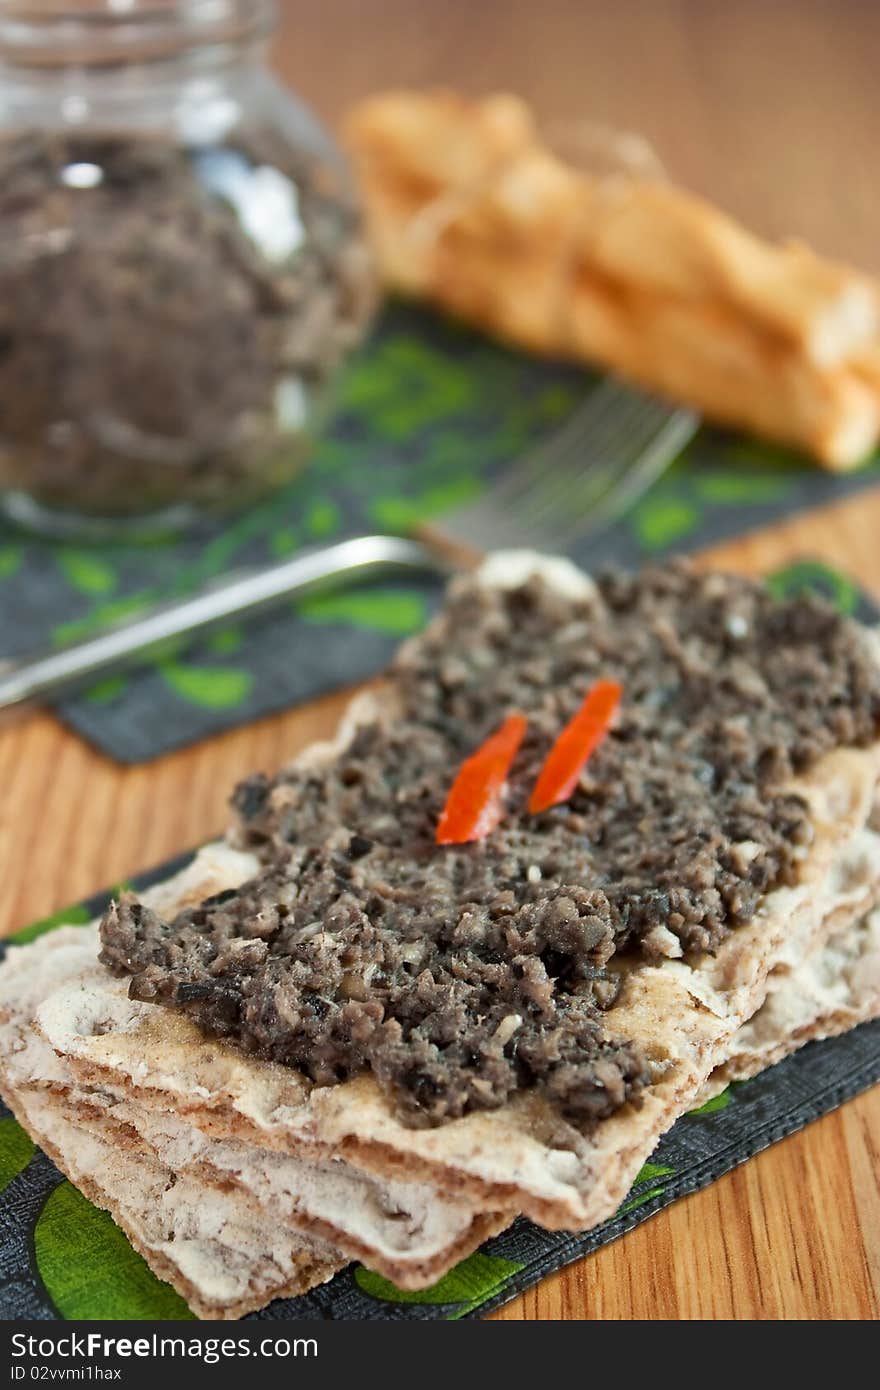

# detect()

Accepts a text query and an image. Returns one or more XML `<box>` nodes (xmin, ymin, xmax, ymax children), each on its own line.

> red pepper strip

<box><xmin>436</xmin><ymin>714</ymin><xmax>528</xmax><ymax>845</ymax></box>
<box><xmin>529</xmin><ymin>680</ymin><xmax>622</xmax><ymax>814</ymax></box>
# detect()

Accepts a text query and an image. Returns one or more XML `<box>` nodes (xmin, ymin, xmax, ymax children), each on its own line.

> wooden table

<box><xmin>1</xmin><ymin>0</ymin><xmax>878</xmax><ymax>1322</ymax></box>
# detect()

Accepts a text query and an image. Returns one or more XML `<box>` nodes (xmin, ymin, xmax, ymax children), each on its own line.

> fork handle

<box><xmin>0</xmin><ymin>535</ymin><xmax>446</xmax><ymax>714</ymax></box>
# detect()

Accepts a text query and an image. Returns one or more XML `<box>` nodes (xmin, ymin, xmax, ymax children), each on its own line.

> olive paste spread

<box><xmin>0</xmin><ymin>131</ymin><xmax>374</xmax><ymax>517</ymax></box>
<box><xmin>100</xmin><ymin>564</ymin><xmax>880</xmax><ymax>1127</ymax></box>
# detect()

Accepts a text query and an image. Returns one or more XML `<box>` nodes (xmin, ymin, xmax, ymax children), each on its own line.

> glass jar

<box><xmin>0</xmin><ymin>1</ymin><xmax>377</xmax><ymax>538</ymax></box>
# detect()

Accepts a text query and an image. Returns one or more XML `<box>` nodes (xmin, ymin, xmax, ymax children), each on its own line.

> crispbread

<box><xmin>2</xmin><ymin>551</ymin><xmax>880</xmax><ymax>1317</ymax></box>
<box><xmin>3</xmin><ymin>897</ymin><xmax>876</xmax><ymax>1318</ymax></box>
<box><xmin>704</xmin><ymin>903</ymin><xmax>880</xmax><ymax>1094</ymax></box>
<box><xmin>41</xmin><ymin>1088</ymin><xmax>508</xmax><ymax>1289</ymax></box>
<box><xmin>16</xmin><ymin>554</ymin><xmax>880</xmax><ymax>1237</ymax></box>
<box><xmin>0</xmin><ymin>921</ymin><xmax>508</xmax><ymax>1290</ymax></box>
<box><xmin>2</xmin><ymin>887</ymin><xmax>876</xmax><ymax>1319</ymax></box>
<box><xmin>2</xmin><ymin>1084</ymin><xmax>341</xmax><ymax>1321</ymax></box>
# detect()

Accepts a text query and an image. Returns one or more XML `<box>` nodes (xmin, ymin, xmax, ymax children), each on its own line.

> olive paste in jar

<box><xmin>0</xmin><ymin>130</ymin><xmax>376</xmax><ymax>525</ymax></box>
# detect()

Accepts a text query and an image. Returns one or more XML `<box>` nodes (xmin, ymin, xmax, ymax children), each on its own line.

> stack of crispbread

<box><xmin>0</xmin><ymin>849</ymin><xmax>509</xmax><ymax>1317</ymax></box>
<box><xmin>343</xmin><ymin>91</ymin><xmax>880</xmax><ymax>469</ymax></box>
<box><xmin>2</xmin><ymin>554</ymin><xmax>880</xmax><ymax>1319</ymax></box>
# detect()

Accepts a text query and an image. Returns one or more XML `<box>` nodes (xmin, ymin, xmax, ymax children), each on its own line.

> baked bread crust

<box><xmin>344</xmin><ymin>90</ymin><xmax>880</xmax><ymax>469</ymax></box>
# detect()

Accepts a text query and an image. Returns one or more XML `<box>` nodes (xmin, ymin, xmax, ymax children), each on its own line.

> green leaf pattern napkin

<box><xmin>2</xmin><ymin>303</ymin><xmax>878</xmax><ymax>761</ymax></box>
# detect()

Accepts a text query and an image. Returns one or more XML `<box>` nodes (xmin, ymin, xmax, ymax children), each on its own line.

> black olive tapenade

<box><xmin>100</xmin><ymin>563</ymin><xmax>880</xmax><ymax>1127</ymax></box>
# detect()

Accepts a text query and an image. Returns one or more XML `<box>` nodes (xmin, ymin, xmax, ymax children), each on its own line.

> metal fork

<box><xmin>0</xmin><ymin>381</ymin><xmax>697</xmax><ymax>713</ymax></box>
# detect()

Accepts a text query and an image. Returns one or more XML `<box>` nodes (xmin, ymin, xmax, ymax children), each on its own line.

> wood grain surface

<box><xmin>1</xmin><ymin>0</ymin><xmax>878</xmax><ymax>1322</ymax></box>
<box><xmin>273</xmin><ymin>0</ymin><xmax>880</xmax><ymax>274</ymax></box>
